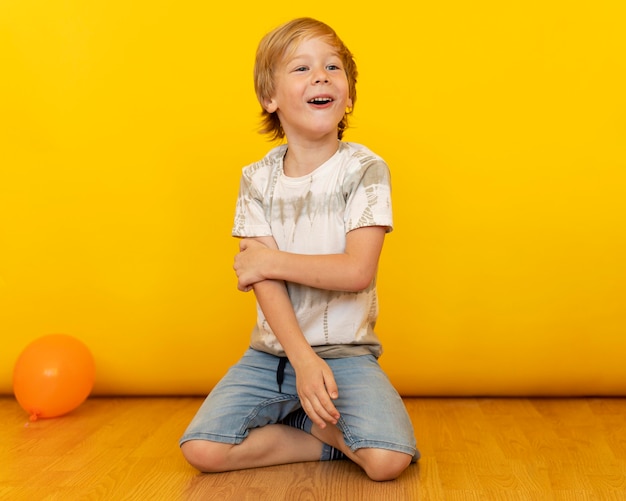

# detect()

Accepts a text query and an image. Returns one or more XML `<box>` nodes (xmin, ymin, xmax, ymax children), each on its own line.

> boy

<box><xmin>180</xmin><ymin>17</ymin><xmax>418</xmax><ymax>481</ymax></box>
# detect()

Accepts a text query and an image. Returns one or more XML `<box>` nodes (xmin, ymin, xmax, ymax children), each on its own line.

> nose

<box><xmin>313</xmin><ymin>69</ymin><xmax>330</xmax><ymax>84</ymax></box>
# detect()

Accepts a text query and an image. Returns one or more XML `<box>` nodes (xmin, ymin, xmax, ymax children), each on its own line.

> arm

<box><xmin>234</xmin><ymin>225</ymin><xmax>386</xmax><ymax>292</ymax></box>
<box><xmin>243</xmin><ymin>236</ymin><xmax>341</xmax><ymax>429</ymax></box>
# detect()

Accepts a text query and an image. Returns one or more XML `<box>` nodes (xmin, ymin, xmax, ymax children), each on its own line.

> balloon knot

<box><xmin>29</xmin><ymin>412</ymin><xmax>40</xmax><ymax>422</ymax></box>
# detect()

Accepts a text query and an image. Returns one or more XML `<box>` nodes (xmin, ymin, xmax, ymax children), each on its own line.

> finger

<box><xmin>320</xmin><ymin>398</ymin><xmax>340</xmax><ymax>422</ymax></box>
<box><xmin>301</xmin><ymin>399</ymin><xmax>332</xmax><ymax>429</ymax></box>
<box><xmin>299</xmin><ymin>390</ymin><xmax>336</xmax><ymax>424</ymax></box>
<box><xmin>237</xmin><ymin>280</ymin><xmax>253</xmax><ymax>292</ymax></box>
<box><xmin>309</xmin><ymin>394</ymin><xmax>339</xmax><ymax>425</ymax></box>
<box><xmin>323</xmin><ymin>370</ymin><xmax>339</xmax><ymax>400</ymax></box>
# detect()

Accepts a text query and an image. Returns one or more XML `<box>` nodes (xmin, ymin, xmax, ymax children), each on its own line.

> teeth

<box><xmin>309</xmin><ymin>97</ymin><xmax>332</xmax><ymax>103</ymax></box>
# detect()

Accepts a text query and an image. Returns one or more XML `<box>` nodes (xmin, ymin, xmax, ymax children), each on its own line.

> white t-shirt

<box><xmin>232</xmin><ymin>141</ymin><xmax>393</xmax><ymax>358</ymax></box>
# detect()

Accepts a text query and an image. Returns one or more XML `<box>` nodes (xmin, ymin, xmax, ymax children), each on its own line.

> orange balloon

<box><xmin>12</xmin><ymin>334</ymin><xmax>96</xmax><ymax>421</ymax></box>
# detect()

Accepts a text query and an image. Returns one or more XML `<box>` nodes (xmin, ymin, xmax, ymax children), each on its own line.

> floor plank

<box><xmin>1</xmin><ymin>397</ymin><xmax>625</xmax><ymax>500</ymax></box>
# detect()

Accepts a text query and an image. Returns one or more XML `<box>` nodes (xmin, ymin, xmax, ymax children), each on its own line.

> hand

<box><xmin>293</xmin><ymin>355</ymin><xmax>340</xmax><ymax>429</ymax></box>
<box><xmin>233</xmin><ymin>238</ymin><xmax>270</xmax><ymax>291</ymax></box>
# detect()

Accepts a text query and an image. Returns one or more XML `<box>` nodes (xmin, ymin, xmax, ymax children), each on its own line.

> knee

<box><xmin>357</xmin><ymin>449</ymin><xmax>412</xmax><ymax>482</ymax></box>
<box><xmin>180</xmin><ymin>440</ymin><xmax>231</xmax><ymax>473</ymax></box>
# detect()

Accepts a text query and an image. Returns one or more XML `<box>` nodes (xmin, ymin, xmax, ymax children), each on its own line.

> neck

<box><xmin>283</xmin><ymin>136</ymin><xmax>340</xmax><ymax>177</ymax></box>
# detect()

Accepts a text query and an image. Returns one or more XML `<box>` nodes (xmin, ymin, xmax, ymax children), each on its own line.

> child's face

<box><xmin>264</xmin><ymin>37</ymin><xmax>352</xmax><ymax>142</ymax></box>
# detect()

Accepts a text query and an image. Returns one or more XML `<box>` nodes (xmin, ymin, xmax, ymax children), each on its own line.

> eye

<box><xmin>327</xmin><ymin>64</ymin><xmax>341</xmax><ymax>71</ymax></box>
<box><xmin>293</xmin><ymin>66</ymin><xmax>308</xmax><ymax>72</ymax></box>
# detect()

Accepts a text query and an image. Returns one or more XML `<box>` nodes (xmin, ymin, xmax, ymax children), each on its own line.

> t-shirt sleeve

<box><xmin>232</xmin><ymin>168</ymin><xmax>273</xmax><ymax>238</ymax></box>
<box><xmin>343</xmin><ymin>157</ymin><xmax>394</xmax><ymax>233</ymax></box>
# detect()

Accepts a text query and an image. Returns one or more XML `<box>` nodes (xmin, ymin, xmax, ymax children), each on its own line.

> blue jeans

<box><xmin>180</xmin><ymin>348</ymin><xmax>419</xmax><ymax>460</ymax></box>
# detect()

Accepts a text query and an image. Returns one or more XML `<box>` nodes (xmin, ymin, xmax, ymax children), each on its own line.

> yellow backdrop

<box><xmin>1</xmin><ymin>0</ymin><xmax>625</xmax><ymax>396</ymax></box>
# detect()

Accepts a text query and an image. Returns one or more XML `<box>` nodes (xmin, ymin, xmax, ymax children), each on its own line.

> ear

<box><xmin>346</xmin><ymin>97</ymin><xmax>353</xmax><ymax>109</ymax></box>
<box><xmin>264</xmin><ymin>98</ymin><xmax>278</xmax><ymax>113</ymax></box>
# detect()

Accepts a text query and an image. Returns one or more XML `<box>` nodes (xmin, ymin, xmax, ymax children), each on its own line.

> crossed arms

<box><xmin>233</xmin><ymin>225</ymin><xmax>386</xmax><ymax>429</ymax></box>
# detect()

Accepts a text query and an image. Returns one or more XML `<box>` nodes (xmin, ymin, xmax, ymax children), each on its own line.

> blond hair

<box><xmin>254</xmin><ymin>18</ymin><xmax>358</xmax><ymax>141</ymax></box>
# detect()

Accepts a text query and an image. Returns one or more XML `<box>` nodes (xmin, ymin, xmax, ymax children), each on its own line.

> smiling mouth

<box><xmin>308</xmin><ymin>97</ymin><xmax>333</xmax><ymax>104</ymax></box>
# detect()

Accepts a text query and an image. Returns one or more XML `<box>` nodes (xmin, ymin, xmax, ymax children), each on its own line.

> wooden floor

<box><xmin>1</xmin><ymin>397</ymin><xmax>625</xmax><ymax>500</ymax></box>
